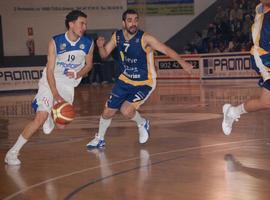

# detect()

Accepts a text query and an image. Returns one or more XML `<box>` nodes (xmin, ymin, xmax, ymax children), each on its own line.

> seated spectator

<box><xmin>230</xmin><ymin>4</ymin><xmax>243</xmax><ymax>21</ymax></box>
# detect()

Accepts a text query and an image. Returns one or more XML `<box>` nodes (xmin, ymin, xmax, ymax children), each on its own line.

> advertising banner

<box><xmin>128</xmin><ymin>0</ymin><xmax>194</xmax><ymax>15</ymax></box>
<box><xmin>155</xmin><ymin>55</ymin><xmax>200</xmax><ymax>80</ymax></box>
<box><xmin>201</xmin><ymin>52</ymin><xmax>259</xmax><ymax>80</ymax></box>
<box><xmin>0</xmin><ymin>52</ymin><xmax>262</xmax><ymax>91</ymax></box>
<box><xmin>0</xmin><ymin>66</ymin><xmax>44</xmax><ymax>91</ymax></box>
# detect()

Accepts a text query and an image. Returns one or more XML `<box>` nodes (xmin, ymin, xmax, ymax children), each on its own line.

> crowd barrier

<box><xmin>155</xmin><ymin>52</ymin><xmax>259</xmax><ymax>81</ymax></box>
<box><xmin>0</xmin><ymin>52</ymin><xmax>259</xmax><ymax>91</ymax></box>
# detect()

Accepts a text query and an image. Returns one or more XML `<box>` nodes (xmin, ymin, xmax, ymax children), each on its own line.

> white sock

<box><xmin>97</xmin><ymin>116</ymin><xmax>112</xmax><ymax>140</ymax></box>
<box><xmin>231</xmin><ymin>103</ymin><xmax>247</xmax><ymax>116</ymax></box>
<box><xmin>131</xmin><ymin>111</ymin><xmax>146</xmax><ymax>127</ymax></box>
<box><xmin>10</xmin><ymin>135</ymin><xmax>27</xmax><ymax>153</ymax></box>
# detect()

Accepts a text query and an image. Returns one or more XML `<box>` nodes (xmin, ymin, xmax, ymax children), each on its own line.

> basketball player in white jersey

<box><xmin>5</xmin><ymin>10</ymin><xmax>94</xmax><ymax>165</ymax></box>
<box><xmin>222</xmin><ymin>0</ymin><xmax>270</xmax><ymax>135</ymax></box>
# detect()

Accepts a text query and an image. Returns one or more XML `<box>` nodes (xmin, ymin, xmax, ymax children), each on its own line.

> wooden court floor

<box><xmin>1</xmin><ymin>81</ymin><xmax>270</xmax><ymax>200</ymax></box>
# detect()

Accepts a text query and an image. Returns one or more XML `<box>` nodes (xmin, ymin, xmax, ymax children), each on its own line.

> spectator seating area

<box><xmin>183</xmin><ymin>0</ymin><xmax>259</xmax><ymax>54</ymax></box>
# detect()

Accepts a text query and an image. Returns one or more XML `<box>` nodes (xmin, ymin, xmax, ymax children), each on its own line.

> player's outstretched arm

<box><xmin>97</xmin><ymin>33</ymin><xmax>117</xmax><ymax>59</ymax></box>
<box><xmin>46</xmin><ymin>39</ymin><xmax>64</xmax><ymax>103</ymax></box>
<box><xmin>143</xmin><ymin>33</ymin><xmax>193</xmax><ymax>74</ymax></box>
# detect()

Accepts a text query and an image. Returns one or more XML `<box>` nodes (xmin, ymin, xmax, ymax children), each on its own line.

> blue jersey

<box><xmin>250</xmin><ymin>3</ymin><xmax>270</xmax><ymax>90</ymax></box>
<box><xmin>41</xmin><ymin>32</ymin><xmax>93</xmax><ymax>87</ymax></box>
<box><xmin>251</xmin><ymin>4</ymin><xmax>270</xmax><ymax>56</ymax></box>
<box><xmin>113</xmin><ymin>29</ymin><xmax>156</xmax><ymax>87</ymax></box>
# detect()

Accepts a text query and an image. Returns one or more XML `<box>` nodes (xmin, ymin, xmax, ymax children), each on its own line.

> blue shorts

<box><xmin>107</xmin><ymin>80</ymin><xmax>154</xmax><ymax>109</ymax></box>
<box><xmin>251</xmin><ymin>54</ymin><xmax>270</xmax><ymax>90</ymax></box>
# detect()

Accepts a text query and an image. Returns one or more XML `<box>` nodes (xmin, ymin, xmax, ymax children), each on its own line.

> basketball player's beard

<box><xmin>127</xmin><ymin>26</ymin><xmax>138</xmax><ymax>35</ymax></box>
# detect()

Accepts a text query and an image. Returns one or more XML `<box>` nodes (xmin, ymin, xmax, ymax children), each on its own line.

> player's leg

<box><xmin>120</xmin><ymin>101</ymin><xmax>150</xmax><ymax>144</ymax></box>
<box><xmin>5</xmin><ymin>84</ymin><xmax>54</xmax><ymax>165</ymax></box>
<box><xmin>34</xmin><ymin>84</ymin><xmax>56</xmax><ymax>134</ymax></box>
<box><xmin>223</xmin><ymin>86</ymin><xmax>270</xmax><ymax>134</ymax></box>
<box><xmin>86</xmin><ymin>81</ymin><xmax>125</xmax><ymax>149</ymax></box>
<box><xmin>120</xmin><ymin>84</ymin><xmax>155</xmax><ymax>144</ymax></box>
<box><xmin>86</xmin><ymin>106</ymin><xmax>117</xmax><ymax>149</ymax></box>
<box><xmin>5</xmin><ymin>111</ymin><xmax>49</xmax><ymax>165</ymax></box>
<box><xmin>222</xmin><ymin>54</ymin><xmax>270</xmax><ymax>135</ymax></box>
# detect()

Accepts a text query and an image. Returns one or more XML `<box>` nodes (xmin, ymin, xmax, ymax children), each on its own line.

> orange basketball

<box><xmin>52</xmin><ymin>101</ymin><xmax>75</xmax><ymax>125</ymax></box>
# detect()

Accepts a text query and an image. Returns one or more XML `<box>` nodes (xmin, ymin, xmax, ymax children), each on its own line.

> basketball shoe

<box><xmin>138</xmin><ymin>119</ymin><xmax>150</xmax><ymax>144</ymax></box>
<box><xmin>86</xmin><ymin>134</ymin><xmax>105</xmax><ymax>149</ymax></box>
<box><xmin>43</xmin><ymin>114</ymin><xmax>55</xmax><ymax>135</ymax></box>
<box><xmin>5</xmin><ymin>150</ymin><xmax>21</xmax><ymax>165</ymax></box>
<box><xmin>222</xmin><ymin>104</ymin><xmax>240</xmax><ymax>136</ymax></box>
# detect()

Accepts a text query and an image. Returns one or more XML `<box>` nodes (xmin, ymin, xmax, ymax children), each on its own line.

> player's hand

<box><xmin>180</xmin><ymin>61</ymin><xmax>193</xmax><ymax>74</ymax></box>
<box><xmin>65</xmin><ymin>69</ymin><xmax>77</xmax><ymax>79</ymax></box>
<box><xmin>96</xmin><ymin>37</ymin><xmax>105</xmax><ymax>48</ymax></box>
<box><xmin>54</xmin><ymin>94</ymin><xmax>65</xmax><ymax>103</ymax></box>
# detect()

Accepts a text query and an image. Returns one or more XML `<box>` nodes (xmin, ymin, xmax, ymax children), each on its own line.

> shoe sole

<box><xmin>87</xmin><ymin>146</ymin><xmax>105</xmax><ymax>152</ymax></box>
<box><xmin>86</xmin><ymin>142</ymin><xmax>105</xmax><ymax>149</ymax></box>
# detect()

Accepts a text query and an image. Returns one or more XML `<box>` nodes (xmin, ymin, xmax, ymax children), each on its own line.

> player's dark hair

<box><xmin>122</xmin><ymin>9</ymin><xmax>139</xmax><ymax>21</ymax></box>
<box><xmin>65</xmin><ymin>10</ymin><xmax>87</xmax><ymax>29</ymax></box>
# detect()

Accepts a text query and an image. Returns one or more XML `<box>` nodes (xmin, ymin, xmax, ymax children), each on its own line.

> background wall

<box><xmin>0</xmin><ymin>0</ymin><xmax>216</xmax><ymax>56</ymax></box>
<box><xmin>0</xmin><ymin>0</ymin><xmax>126</xmax><ymax>56</ymax></box>
<box><xmin>144</xmin><ymin>0</ymin><xmax>216</xmax><ymax>42</ymax></box>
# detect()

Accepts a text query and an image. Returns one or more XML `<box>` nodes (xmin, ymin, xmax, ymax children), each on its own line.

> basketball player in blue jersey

<box><xmin>222</xmin><ymin>0</ymin><xmax>270</xmax><ymax>135</ymax></box>
<box><xmin>87</xmin><ymin>9</ymin><xmax>193</xmax><ymax>149</ymax></box>
<box><xmin>5</xmin><ymin>10</ymin><xmax>94</xmax><ymax>165</ymax></box>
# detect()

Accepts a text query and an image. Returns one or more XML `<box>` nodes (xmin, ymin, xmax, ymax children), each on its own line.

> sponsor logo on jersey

<box><xmin>124</xmin><ymin>57</ymin><xmax>138</xmax><ymax>64</ymax></box>
<box><xmin>79</xmin><ymin>44</ymin><xmax>85</xmax><ymax>50</ymax></box>
<box><xmin>123</xmin><ymin>70</ymin><xmax>141</xmax><ymax>79</ymax></box>
<box><xmin>57</xmin><ymin>61</ymin><xmax>81</xmax><ymax>69</ymax></box>
<box><xmin>60</xmin><ymin>43</ymin><xmax>66</xmax><ymax>51</ymax></box>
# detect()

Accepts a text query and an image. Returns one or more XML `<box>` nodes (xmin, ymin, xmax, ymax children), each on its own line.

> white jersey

<box><xmin>40</xmin><ymin>32</ymin><xmax>93</xmax><ymax>87</ymax></box>
<box><xmin>32</xmin><ymin>33</ymin><xmax>93</xmax><ymax>113</ymax></box>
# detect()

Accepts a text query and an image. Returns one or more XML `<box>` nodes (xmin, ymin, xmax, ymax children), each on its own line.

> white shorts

<box><xmin>32</xmin><ymin>81</ymin><xmax>74</xmax><ymax>113</ymax></box>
